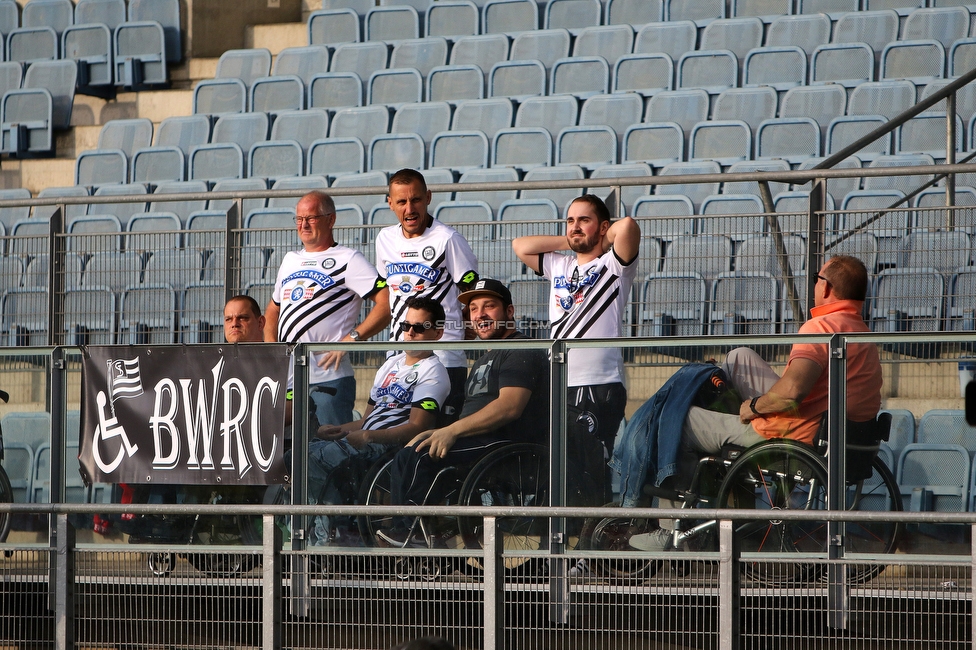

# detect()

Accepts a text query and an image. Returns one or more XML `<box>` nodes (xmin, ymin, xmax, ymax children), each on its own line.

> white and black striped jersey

<box><xmin>541</xmin><ymin>249</ymin><xmax>638</xmax><ymax>387</ymax></box>
<box><xmin>375</xmin><ymin>219</ymin><xmax>479</xmax><ymax>369</ymax></box>
<box><xmin>361</xmin><ymin>352</ymin><xmax>449</xmax><ymax>431</ymax></box>
<box><xmin>271</xmin><ymin>245</ymin><xmax>385</xmax><ymax>384</ymax></box>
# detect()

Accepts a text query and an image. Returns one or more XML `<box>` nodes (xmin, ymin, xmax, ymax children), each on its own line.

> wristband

<box><xmin>750</xmin><ymin>396</ymin><xmax>762</xmax><ymax>416</ymax></box>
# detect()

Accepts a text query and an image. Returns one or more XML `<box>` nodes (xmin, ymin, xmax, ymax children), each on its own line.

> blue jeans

<box><xmin>309</xmin><ymin>376</ymin><xmax>356</xmax><ymax>429</ymax></box>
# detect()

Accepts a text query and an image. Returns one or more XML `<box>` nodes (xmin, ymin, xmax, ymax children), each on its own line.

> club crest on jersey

<box><xmin>422</xmin><ymin>246</ymin><xmax>436</xmax><ymax>261</ymax></box>
<box><xmin>558</xmin><ymin>293</ymin><xmax>585</xmax><ymax>311</ymax></box>
<box><xmin>322</xmin><ymin>258</ymin><xmax>336</xmax><ymax>269</ymax></box>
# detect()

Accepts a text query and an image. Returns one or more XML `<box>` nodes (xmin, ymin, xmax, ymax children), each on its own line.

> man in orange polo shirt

<box><xmin>631</xmin><ymin>255</ymin><xmax>883</xmax><ymax>551</ymax></box>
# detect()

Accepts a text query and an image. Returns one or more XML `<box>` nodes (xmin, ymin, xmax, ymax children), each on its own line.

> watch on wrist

<box><xmin>750</xmin><ymin>396</ymin><xmax>762</xmax><ymax>416</ymax></box>
<box><xmin>348</xmin><ymin>329</ymin><xmax>362</xmax><ymax>342</ymax></box>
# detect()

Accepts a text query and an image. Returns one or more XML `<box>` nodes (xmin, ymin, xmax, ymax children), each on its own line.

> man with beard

<box><xmin>512</xmin><ymin>195</ymin><xmax>640</xmax><ymax>505</ymax></box>
<box><xmin>375</xmin><ymin>168</ymin><xmax>479</xmax><ymax>426</ymax></box>
<box><xmin>376</xmin><ymin>279</ymin><xmax>549</xmax><ymax>548</ymax></box>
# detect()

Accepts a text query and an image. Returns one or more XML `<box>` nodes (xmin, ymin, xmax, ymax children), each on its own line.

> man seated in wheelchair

<box><xmin>616</xmin><ymin>255</ymin><xmax>884</xmax><ymax>551</ymax></box>
<box><xmin>306</xmin><ymin>296</ymin><xmax>449</xmax><ymax>546</ymax></box>
<box><xmin>376</xmin><ymin>278</ymin><xmax>550</xmax><ymax>548</ymax></box>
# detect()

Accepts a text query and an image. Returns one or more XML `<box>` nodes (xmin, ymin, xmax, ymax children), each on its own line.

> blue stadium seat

<box><xmin>840</xmin><ymin>189</ymin><xmax>911</xmax><ymax>267</ymax></box>
<box><xmin>590</xmin><ymin>162</ymin><xmax>652</xmax><ymax>217</ymax></box>
<box><xmin>309</xmin><ymin>72</ymin><xmax>364</xmax><ymax>111</ymax></box>
<box><xmin>330</xmin><ymin>41</ymin><xmax>389</xmax><ymax>80</ymax></box>
<box><xmin>391</xmin><ymin>37</ymin><xmax>449</xmax><ymax>77</ymax></box>
<box><xmin>488</xmin><ymin>60</ymin><xmax>546</xmax><ymax>102</ymax></box>
<box><xmin>677</xmin><ymin>50</ymin><xmax>738</xmax><ymax>98</ymax></box>
<box><xmin>904</xmin><ymin>6</ymin><xmax>969</xmax><ymax>49</ymax></box>
<box><xmin>215</xmin><ymin>48</ymin><xmax>271</xmax><ymax>88</ymax></box>
<box><xmin>897</xmin><ymin>443</ymin><xmax>970</xmax><ymax>513</ymax></box>
<box><xmin>796</xmin><ymin>0</ymin><xmax>857</xmax><ymax>17</ymax></box>
<box><xmin>452</xmin><ymin>98</ymin><xmax>513</xmax><ymax>141</ymax></box>
<box><xmin>392</xmin><ymin>101</ymin><xmax>452</xmax><ymax>144</ymax></box>
<box><xmin>365</xmin><ymin>5</ymin><xmax>419</xmax><ymax>42</ymax></box>
<box><xmin>250</xmin><ymin>76</ymin><xmax>304</xmax><ymax>114</ymax></box>
<box><xmin>21</xmin><ymin>59</ymin><xmax>76</xmax><ymax>128</ymax></box>
<box><xmin>881</xmin><ymin>40</ymin><xmax>947</xmax><ymax>88</ymax></box>
<box><xmin>272</xmin><ymin>44</ymin><xmax>330</xmax><ymax>83</ymax></box>
<box><xmin>9</xmin><ymin>217</ymin><xmax>50</xmax><ymax>259</ymax></box>
<box><xmin>580</xmin><ymin>93</ymin><xmax>643</xmax><ymax>146</ymax></box>
<box><xmin>848</xmin><ymin>80</ymin><xmax>918</xmax><ymax>119</ymax></box>
<box><xmin>606</xmin><ymin>0</ymin><xmax>662</xmax><ymax>26</ymax></box>
<box><xmin>667</xmin><ymin>0</ymin><xmax>725</xmax><ymax>24</ymax></box>
<box><xmin>249</xmin><ymin>140</ymin><xmax>304</xmax><ymax>180</ymax></box>
<box><xmin>689</xmin><ymin>120</ymin><xmax>752</xmax><ymax>166</ymax></box>
<box><xmin>573</xmin><ymin>25</ymin><xmax>634</xmax><ymax>67</ymax></box>
<box><xmin>433</xmin><ymin>200</ymin><xmax>494</xmax><ymax>239</ymax></box>
<box><xmin>712</xmin><ymin>86</ymin><xmax>777</xmax><ymax>131</ymax></box>
<box><xmin>521</xmin><ymin>165</ymin><xmax>584</xmax><ymax>216</ymax></box>
<box><xmin>459</xmin><ymin>167</ymin><xmax>519</xmax><ymax>215</ymax></box>
<box><xmin>724</xmin><ymin>159</ymin><xmax>790</xmax><ymax>197</ymax></box>
<box><xmin>483</xmin><ymin>0</ymin><xmax>539</xmax><ymax>35</ymax></box>
<box><xmin>743</xmin><ymin>46</ymin><xmax>807</xmax><ymax>93</ymax></box>
<box><xmin>74</xmin><ymin>0</ymin><xmax>123</xmax><ymax>28</ymax></box>
<box><xmin>639</xmin><ymin>273</ymin><xmax>707</xmax><ymax>338</ymax></box>
<box><xmin>901</xmin><ymin>231</ymin><xmax>971</xmax><ymax>275</ymax></box>
<box><xmin>780</xmin><ymin>83</ymin><xmax>846</xmax><ymax>129</ymax></box>
<box><xmin>827</xmin><ymin>115</ymin><xmax>891</xmax><ymax>162</ymax></box>
<box><xmin>0</xmin><ymin>188</ymin><xmax>30</xmax><ymax>232</ymax></box>
<box><xmin>662</xmin><ymin>234</ymin><xmax>733</xmax><ymax>279</ymax></box>
<box><xmin>864</xmin><ymin>153</ymin><xmax>937</xmax><ymax>194</ymax></box>
<box><xmin>243</xmin><ymin>207</ymin><xmax>296</xmax><ymax>250</ymax></box>
<box><xmin>612</xmin><ymin>53</ymin><xmax>673</xmax><ymax>97</ymax></box>
<box><xmin>308</xmin><ymin>137</ymin><xmax>365</xmax><ymax>179</ymax></box>
<box><xmin>330</xmin><ymin>105</ymin><xmax>390</xmax><ymax>147</ymax></box>
<box><xmin>119</xmin><ymin>283</ymin><xmax>178</xmax><ymax>344</ymax></box>
<box><xmin>634</xmin><ymin>20</ymin><xmax>696</xmax><ymax>62</ymax></box>
<box><xmin>510</xmin><ymin>28</ymin><xmax>571</xmax><ymax>69</ymax></box>
<box><xmin>125</xmin><ymin>211</ymin><xmax>181</xmax><ymax>251</ymax></box>
<box><xmin>114</xmin><ymin>21</ymin><xmax>167</xmax><ymax>88</ymax></box>
<box><xmin>766</xmin><ymin>13</ymin><xmax>830</xmax><ymax>56</ymax></box>
<box><xmin>699</xmin><ymin>194</ymin><xmax>766</xmax><ymax>239</ymax></box>
<box><xmin>811</xmin><ymin>43</ymin><xmax>875</xmax><ymax>89</ymax></box>
<box><xmin>451</xmin><ymin>34</ymin><xmax>510</xmax><ymax>74</ymax></box>
<box><xmin>268</xmin><ymin>176</ymin><xmax>330</xmax><ymax>211</ymax></box>
<box><xmin>75</xmin><ymin>149</ymin><xmax>127</xmax><ymax>188</ymax></box>
<box><xmin>427</xmin><ymin>64</ymin><xmax>484</xmax><ymax>103</ymax></box>
<box><xmin>544</xmin><ymin>0</ymin><xmax>601</xmax><ymax>32</ymax></box>
<box><xmin>83</xmin><ymin>250</ymin><xmax>142</xmax><ymax>293</ymax></box>
<box><xmin>556</xmin><ymin>125</ymin><xmax>617</xmax><ymax>170</ymax></box>
<box><xmin>863</xmin><ymin>0</ymin><xmax>924</xmax><ymax>17</ymax></box>
<box><xmin>496</xmin><ymin>198</ymin><xmax>561</xmax><ymax>239</ymax></box>
<box><xmin>0</xmin><ymin>256</ymin><xmax>23</xmax><ymax>293</ymax></box>
<box><xmin>369</xmin><ymin>132</ymin><xmax>425</xmax><ymax>173</ymax></box>
<box><xmin>0</xmin><ymin>62</ymin><xmax>22</xmax><ymax>99</ymax></box>
<box><xmin>98</xmin><ymin>118</ymin><xmax>153</xmax><ymax>158</ymax></box>
<box><xmin>330</xmin><ymin>170</ymin><xmax>388</xmax><ymax>214</ymax></box>
<box><xmin>646</xmin><ymin>89</ymin><xmax>709</xmax><ymax>134</ymax></box>
<box><xmin>709</xmin><ymin>271</ymin><xmax>779</xmax><ymax>334</ymax></box>
<box><xmin>155</xmin><ymin>114</ymin><xmax>211</xmax><ymax>155</ymax></box>
<box><xmin>181</xmin><ymin>281</ymin><xmax>224</xmax><ymax>343</ymax></box>
<box><xmin>429</xmin><ymin>129</ymin><xmax>489</xmax><ymax>173</ymax></box>
<box><xmin>897</xmin><ymin>111</ymin><xmax>963</xmax><ymax>160</ymax></box>
<box><xmin>23</xmin><ymin>0</ymin><xmax>72</xmax><ymax>32</ymax></box>
<box><xmin>425</xmin><ymin>1</ymin><xmax>479</xmax><ymax>39</ymax></box>
<box><xmin>128</xmin><ymin>0</ymin><xmax>181</xmax><ymax>63</ymax></box>
<box><xmin>735</xmin><ymin>234</ymin><xmax>806</xmax><ymax>278</ymax></box>
<box><xmin>188</xmin><ymin>143</ymin><xmax>244</xmax><ymax>183</ymax></box>
<box><xmin>949</xmin><ymin>268</ymin><xmax>976</xmax><ymax>332</ymax></box>
<box><xmin>0</xmin><ymin>0</ymin><xmax>18</xmax><ymax>36</ymax></box>
<box><xmin>34</xmin><ymin>185</ymin><xmax>89</xmax><ymax>222</ymax></box>
<box><xmin>834</xmin><ymin>9</ymin><xmax>899</xmax><ymax>54</ymax></box>
<box><xmin>67</xmin><ymin>215</ymin><xmax>122</xmax><ymax>255</ymax></box>
<box><xmin>308</xmin><ymin>9</ymin><xmax>361</xmax><ymax>47</ymax></box>
<box><xmin>207</xmin><ymin>179</ymin><xmax>267</xmax><ymax>219</ymax></box>
<box><xmin>143</xmin><ymin>248</ymin><xmax>204</xmax><ymax>291</ymax></box>
<box><xmin>948</xmin><ymin>38</ymin><xmax>976</xmax><ymax>79</ymax></box>
<box><xmin>732</xmin><ymin>0</ymin><xmax>790</xmax><ymax>21</ymax></box>
<box><xmin>89</xmin><ymin>183</ymin><xmax>147</xmax><ymax>227</ymax></box>
<box><xmin>0</xmin><ymin>85</ymin><xmax>52</xmax><ymax>155</ymax></box>
<box><xmin>657</xmin><ymin>161</ymin><xmax>722</xmax><ymax>211</ymax></box>
<box><xmin>62</xmin><ymin>23</ymin><xmax>113</xmax><ymax>89</ymax></box>
<box><xmin>492</xmin><ymin>127</ymin><xmax>553</xmax><ymax>170</ymax></box>
<box><xmin>634</xmin><ymin>195</ymin><xmax>696</xmax><ymax>241</ymax></box>
<box><xmin>756</xmin><ymin>117</ymin><xmax>821</xmax><ymax>164</ymax></box>
<box><xmin>2</xmin><ymin>287</ymin><xmax>47</xmax><ymax>345</ymax></box>
<box><xmin>193</xmin><ymin>78</ymin><xmax>246</xmax><ymax>115</ymax></box>
<box><xmin>367</xmin><ymin>68</ymin><xmax>424</xmax><ymax>108</ymax></box>
<box><xmin>550</xmin><ymin>56</ymin><xmax>610</xmax><ymax>99</ymax></box>
<box><xmin>271</xmin><ymin>109</ymin><xmax>330</xmax><ymax>152</ymax></box>
<box><xmin>515</xmin><ymin>94</ymin><xmax>579</xmax><ymax>137</ymax></box>
<box><xmin>701</xmin><ymin>17</ymin><xmax>764</xmax><ymax>61</ymax></box>
<box><xmin>623</xmin><ymin>123</ymin><xmax>683</xmax><ymax>168</ymax></box>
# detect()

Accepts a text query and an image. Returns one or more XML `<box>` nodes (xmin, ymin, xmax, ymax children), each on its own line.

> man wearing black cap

<box><xmin>377</xmin><ymin>278</ymin><xmax>549</xmax><ymax>548</ymax></box>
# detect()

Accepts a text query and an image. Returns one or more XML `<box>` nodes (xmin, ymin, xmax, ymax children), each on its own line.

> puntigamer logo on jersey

<box><xmin>386</xmin><ymin>262</ymin><xmax>441</xmax><ymax>293</ymax></box>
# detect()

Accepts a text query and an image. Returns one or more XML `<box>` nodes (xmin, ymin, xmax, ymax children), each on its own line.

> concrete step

<box><xmin>247</xmin><ymin>22</ymin><xmax>308</xmax><ymax>55</ymax></box>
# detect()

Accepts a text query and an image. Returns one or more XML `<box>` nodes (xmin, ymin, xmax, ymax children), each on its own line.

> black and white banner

<box><xmin>79</xmin><ymin>345</ymin><xmax>290</xmax><ymax>485</ymax></box>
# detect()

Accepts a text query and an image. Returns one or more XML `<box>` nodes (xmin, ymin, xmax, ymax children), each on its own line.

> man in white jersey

<box><xmin>305</xmin><ymin>296</ymin><xmax>449</xmax><ymax>546</ymax></box>
<box><xmin>513</xmin><ymin>194</ymin><xmax>640</xmax><ymax>505</ymax></box>
<box><xmin>265</xmin><ymin>191</ymin><xmax>391</xmax><ymax>429</ymax></box>
<box><xmin>375</xmin><ymin>168</ymin><xmax>479</xmax><ymax>426</ymax></box>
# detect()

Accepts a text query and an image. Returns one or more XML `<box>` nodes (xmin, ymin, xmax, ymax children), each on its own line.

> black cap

<box><xmin>457</xmin><ymin>278</ymin><xmax>513</xmax><ymax>307</ymax></box>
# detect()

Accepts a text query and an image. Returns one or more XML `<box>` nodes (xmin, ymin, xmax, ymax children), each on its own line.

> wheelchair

<box><xmin>584</xmin><ymin>414</ymin><xmax>902</xmax><ymax>586</ymax></box>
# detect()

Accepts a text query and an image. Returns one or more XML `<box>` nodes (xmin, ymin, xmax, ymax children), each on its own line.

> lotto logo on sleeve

<box><xmin>419</xmin><ymin>399</ymin><xmax>438</xmax><ymax>411</ymax></box>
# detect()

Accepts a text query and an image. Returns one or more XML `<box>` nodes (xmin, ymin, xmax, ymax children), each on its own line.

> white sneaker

<box><xmin>628</xmin><ymin>528</ymin><xmax>673</xmax><ymax>552</ymax></box>
<box><xmin>567</xmin><ymin>559</ymin><xmax>591</xmax><ymax>579</ymax></box>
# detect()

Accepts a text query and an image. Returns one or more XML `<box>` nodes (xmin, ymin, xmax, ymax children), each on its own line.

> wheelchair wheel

<box><xmin>840</xmin><ymin>455</ymin><xmax>902</xmax><ymax>585</ymax></box>
<box><xmin>0</xmin><ymin>466</ymin><xmax>12</xmax><ymax>543</ymax></box>
<box><xmin>716</xmin><ymin>440</ymin><xmax>828</xmax><ymax>586</ymax></box>
<box><xmin>357</xmin><ymin>448</ymin><xmax>400</xmax><ymax>547</ymax></box>
<box><xmin>458</xmin><ymin>443</ymin><xmax>552</xmax><ymax>573</ymax></box>
<box><xmin>580</xmin><ymin>503</ymin><xmax>661</xmax><ymax>580</ymax></box>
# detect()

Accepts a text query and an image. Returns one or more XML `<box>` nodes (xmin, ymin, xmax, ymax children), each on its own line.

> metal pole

<box><xmin>262</xmin><ymin>514</ymin><xmax>282</xmax><ymax>650</ymax></box>
<box><xmin>47</xmin><ymin>205</ymin><xmax>65</xmax><ymax>346</ymax></box>
<box><xmin>718</xmin><ymin>518</ymin><xmax>739</xmax><ymax>650</ymax></box>
<box><xmin>54</xmin><ymin>513</ymin><xmax>74</xmax><ymax>650</ymax></box>
<box><xmin>806</xmin><ymin>180</ymin><xmax>828</xmax><ymax>316</ymax></box>
<box><xmin>548</xmin><ymin>339</ymin><xmax>570</xmax><ymax>624</ymax></box>
<box><xmin>483</xmin><ymin>516</ymin><xmax>504</xmax><ymax>650</ymax></box>
<box><xmin>826</xmin><ymin>334</ymin><xmax>849</xmax><ymax>630</ymax></box>
<box><xmin>760</xmin><ymin>180</ymin><xmax>802</xmax><ymax>325</ymax></box>
<box><xmin>946</xmin><ymin>92</ymin><xmax>957</xmax><ymax>225</ymax></box>
<box><xmin>224</xmin><ymin>200</ymin><xmax>242</xmax><ymax>301</ymax></box>
<box><xmin>290</xmin><ymin>343</ymin><xmax>311</xmax><ymax>618</ymax></box>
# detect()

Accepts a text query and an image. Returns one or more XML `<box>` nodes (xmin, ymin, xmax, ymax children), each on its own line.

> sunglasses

<box><xmin>400</xmin><ymin>321</ymin><xmax>433</xmax><ymax>334</ymax></box>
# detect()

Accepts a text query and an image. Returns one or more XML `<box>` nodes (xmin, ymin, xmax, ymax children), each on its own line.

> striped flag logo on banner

<box><xmin>108</xmin><ymin>358</ymin><xmax>144</xmax><ymax>402</ymax></box>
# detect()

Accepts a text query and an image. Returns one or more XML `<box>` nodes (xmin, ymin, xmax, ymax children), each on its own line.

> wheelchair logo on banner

<box><xmin>91</xmin><ymin>358</ymin><xmax>143</xmax><ymax>473</ymax></box>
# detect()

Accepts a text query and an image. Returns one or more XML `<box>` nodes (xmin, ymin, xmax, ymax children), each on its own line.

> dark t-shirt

<box><xmin>461</xmin><ymin>331</ymin><xmax>549</xmax><ymax>443</ymax></box>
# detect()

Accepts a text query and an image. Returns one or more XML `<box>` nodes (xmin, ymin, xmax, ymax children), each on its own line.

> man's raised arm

<box><xmin>511</xmin><ymin>235</ymin><xmax>570</xmax><ymax>274</ymax></box>
<box><xmin>603</xmin><ymin>216</ymin><xmax>641</xmax><ymax>265</ymax></box>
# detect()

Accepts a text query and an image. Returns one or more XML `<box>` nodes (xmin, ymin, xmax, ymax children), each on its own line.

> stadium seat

<box><xmin>119</xmin><ymin>284</ymin><xmax>178</xmax><ymax>344</ymax></box>
<box><xmin>0</xmin><ymin>62</ymin><xmax>23</xmax><ymax>100</ymax></box>
<box><xmin>699</xmin><ymin>194</ymin><xmax>766</xmax><ymax>239</ymax></box>
<box><xmin>580</xmin><ymin>93</ymin><xmax>643</xmax><ymax>146</ymax></box>
<box><xmin>848</xmin><ymin>80</ymin><xmax>917</xmax><ymax>119</ymax></box>
<box><xmin>433</xmin><ymin>200</ymin><xmax>494</xmax><ymax>240</ymax></box>
<box><xmin>392</xmin><ymin>101</ymin><xmax>452</xmax><ymax>144</ymax></box>
<box><xmin>645</xmin><ymin>89</ymin><xmax>709</xmax><ymax>135</ymax></box>
<box><xmin>881</xmin><ymin>40</ymin><xmax>947</xmax><ymax>88</ymax></box>
<box><xmin>549</xmin><ymin>56</ymin><xmax>610</xmax><ymax>99</ymax></box>
<box><xmin>250</xmin><ymin>75</ymin><xmax>304</xmax><ymax>114</ymax></box>
<box><xmin>143</xmin><ymin>248</ymin><xmax>204</xmax><ymax>291</ymax></box>
<box><xmin>7</xmin><ymin>26</ymin><xmax>57</xmax><ymax>65</ymax></box>
<box><xmin>663</xmin><ymin>234</ymin><xmax>733</xmax><ymax>279</ymax></box>
<box><xmin>657</xmin><ymin>161</ymin><xmax>722</xmax><ymax>211</ymax></box>
<box><xmin>267</xmin><ymin>176</ymin><xmax>330</xmax><ymax>211</ymax></box>
<box><xmin>367</xmin><ymin>68</ymin><xmax>424</xmax><ymax>108</ymax></box>
<box><xmin>98</xmin><ymin>118</ymin><xmax>153</xmax><ymax>158</ymax></box>
<box><xmin>496</xmin><ymin>198</ymin><xmax>561</xmax><ymax>239</ymax></box>
<box><xmin>308</xmin><ymin>137</ymin><xmax>365</xmax><ymax>179</ymax></box>
<box><xmin>330</xmin><ymin>171</ymin><xmax>388</xmax><ymax>214</ymax></box>
<box><xmin>612</xmin><ymin>53</ymin><xmax>673</xmax><ymax>97</ymax></box>
<box><xmin>544</xmin><ymin>0</ymin><xmax>601</xmax><ymax>31</ymax></box>
<box><xmin>633</xmin><ymin>195</ymin><xmax>696</xmax><ymax>241</ymax></box>
<box><xmin>667</xmin><ymin>0</ymin><xmax>725</xmax><ymax>24</ymax></box>
<box><xmin>188</xmin><ymin>143</ymin><xmax>244</xmax><ymax>183</ymax></box>
<box><xmin>639</xmin><ymin>272</ymin><xmax>707</xmax><ymax>338</ymax></box>
<box><xmin>733</xmin><ymin>0</ymin><xmax>790</xmax><ymax>21</ymax></box>
<box><xmin>488</xmin><ymin>60</ymin><xmax>546</xmax><ymax>102</ymax></box>
<box><xmin>689</xmin><ymin>120</ymin><xmax>752</xmax><ymax>166</ymax></box>
<box><xmin>309</xmin><ymin>72</ymin><xmax>364</xmax><ymax>111</ymax></box>
<box><xmin>677</xmin><ymin>50</ymin><xmax>738</xmax><ymax>98</ymax></box>
<box><xmin>871</xmin><ymin>267</ymin><xmax>944</xmax><ymax>338</ymax></box>
<box><xmin>948</xmin><ymin>38</ymin><xmax>976</xmax><ymax>79</ymax></box>
<box><xmin>365</xmin><ymin>5</ymin><xmax>419</xmax><ymax>42</ymax></box>
<box><xmin>155</xmin><ymin>115</ymin><xmax>211</xmax><ymax>155</ymax></box>
<box><xmin>0</xmin><ymin>256</ymin><xmax>23</xmax><ymax>293</ymax></box>
<box><xmin>128</xmin><ymin>0</ymin><xmax>181</xmax><ymax>63</ymax></box>
<box><xmin>709</xmin><ymin>271</ymin><xmax>779</xmax><ymax>334</ymax></box>
<box><xmin>425</xmin><ymin>1</ymin><xmax>479</xmax><ymax>39</ymax></box>
<box><xmin>249</xmin><ymin>140</ymin><xmax>304</xmax><ymax>181</ymax></box>
<box><xmin>949</xmin><ymin>268</ymin><xmax>976</xmax><ymax>332</ymax></box>
<box><xmin>62</xmin><ymin>285</ymin><xmax>116</xmax><ymax>344</ymax></box>
<box><xmin>75</xmin><ymin>149</ymin><xmax>127</xmax><ymax>188</ymax></box>
<box><xmin>429</xmin><ymin>130</ymin><xmax>490</xmax><ymax>173</ymax></box>
<box><xmin>864</xmin><ymin>153</ymin><xmax>937</xmax><ymax>194</ymax></box>
<box><xmin>62</xmin><ymin>23</ymin><xmax>113</xmax><ymax>90</ymax></box>
<box><xmin>492</xmin><ymin>127</ymin><xmax>553</xmax><ymax>170</ymax></box>
<box><xmin>83</xmin><ymin>250</ymin><xmax>142</xmax><ymax>293</ymax></box>
<box><xmin>510</xmin><ymin>28</ymin><xmax>571</xmax><ymax>69</ymax></box>
<box><xmin>8</xmin><ymin>218</ymin><xmax>50</xmax><ymax>259</ymax></box>
<box><xmin>901</xmin><ymin>231</ymin><xmax>972</xmax><ymax>276</ymax></box>
<box><xmin>391</xmin><ymin>37</ymin><xmax>449</xmax><ymax>78</ymax></box>
<box><xmin>515</xmin><ymin>94</ymin><xmax>579</xmax><ymax>137</ymax></box>
<box><xmin>833</xmin><ymin>9</ymin><xmax>899</xmax><ymax>55</ymax></box>
<box><xmin>756</xmin><ymin>117</ymin><xmax>821</xmax><ymax>164</ymax></box>
<box><xmin>330</xmin><ymin>105</ymin><xmax>391</xmax><ymax>148</ymax></box>
<box><xmin>330</xmin><ymin>41</ymin><xmax>389</xmax><ymax>80</ymax></box>
<box><xmin>713</xmin><ymin>87</ymin><xmax>777</xmax><ymax>131</ymax></box>
<box><xmin>556</xmin><ymin>125</ymin><xmax>617</xmax><ymax>170</ymax></box>
<box><xmin>452</xmin><ymin>98</ymin><xmax>513</xmax><ymax>141</ymax></box>
<box><xmin>840</xmin><ymin>189</ymin><xmax>910</xmax><ymax>267</ymax></box>
<box><xmin>634</xmin><ymin>20</ymin><xmax>696</xmax><ymax>62</ymax></box>
<box><xmin>451</xmin><ymin>34</ymin><xmax>510</xmax><ymax>74</ymax></box>
<box><xmin>215</xmin><ymin>48</ymin><xmax>272</xmax><ymax>88</ymax></box>
<box><xmin>193</xmin><ymin>78</ymin><xmax>247</xmax><ymax>115</ymax></box>
<box><xmin>897</xmin><ymin>111</ymin><xmax>963</xmax><ymax>159</ymax></box>
<box><xmin>34</xmin><ymin>186</ymin><xmax>89</xmax><ymax>222</ymax></box>
<box><xmin>898</xmin><ymin>442</ymin><xmax>970</xmax><ymax>513</ymax></box>
<box><xmin>590</xmin><ymin>162</ymin><xmax>652</xmax><ymax>217</ymax></box>
<box><xmin>114</xmin><ymin>21</ymin><xmax>168</xmax><ymax>88</ymax></box>
<box><xmin>369</xmin><ymin>132</ymin><xmax>426</xmax><ymax>173</ymax></box>
<box><xmin>904</xmin><ymin>6</ymin><xmax>969</xmax><ymax>49</ymax></box>
<box><xmin>863</xmin><ymin>0</ymin><xmax>924</xmax><ymax>17</ymax></box>
<box><xmin>811</xmin><ymin>43</ymin><xmax>875</xmax><ymax>89</ymax></box>
<box><xmin>427</xmin><ymin>64</ymin><xmax>484</xmax><ymax>103</ymax></box>
<box><xmin>458</xmin><ymin>167</ymin><xmax>519</xmax><ymax>215</ymax></box>
<box><xmin>780</xmin><ymin>84</ymin><xmax>846</xmax><ymax>129</ymax></box>
<box><xmin>521</xmin><ymin>165</ymin><xmax>584</xmax><ymax>216</ymax></box>
<box><xmin>735</xmin><ymin>234</ymin><xmax>806</xmax><ymax>277</ymax></box>
<box><xmin>243</xmin><ymin>208</ymin><xmax>296</xmax><ymax>251</ymax></box>
<box><xmin>126</xmin><ymin>211</ymin><xmax>181</xmax><ymax>252</ymax></box>
<box><xmin>89</xmin><ymin>183</ymin><xmax>147</xmax><ymax>227</ymax></box>
<box><xmin>308</xmin><ymin>9</ymin><xmax>361</xmax><ymax>46</ymax></box>
<box><xmin>67</xmin><ymin>215</ymin><xmax>122</xmax><ymax>255</ymax></box>
<box><xmin>826</xmin><ymin>115</ymin><xmax>891</xmax><ymax>162</ymax></box>
<box><xmin>623</xmin><ymin>123</ymin><xmax>683</xmax><ymax>168</ymax></box>
<box><xmin>606</xmin><ymin>0</ymin><xmax>662</xmax><ymax>26</ymax></box>
<box><xmin>573</xmin><ymin>24</ymin><xmax>634</xmax><ymax>66</ymax></box>
<box><xmin>0</xmin><ymin>188</ymin><xmax>31</xmax><ymax>231</ymax></box>
<box><xmin>483</xmin><ymin>0</ymin><xmax>539</xmax><ymax>35</ymax></box>
<box><xmin>0</xmin><ymin>0</ymin><xmax>16</xmax><ymax>35</ymax></box>
<box><xmin>2</xmin><ymin>287</ymin><xmax>48</xmax><ymax>345</ymax></box>
<box><xmin>212</xmin><ymin>111</ymin><xmax>270</xmax><ymax>155</ymax></box>
<box><xmin>207</xmin><ymin>179</ymin><xmax>267</xmax><ymax>220</ymax></box>
<box><xmin>181</xmin><ymin>281</ymin><xmax>224</xmax><ymax>343</ymax></box>
<box><xmin>743</xmin><ymin>46</ymin><xmax>807</xmax><ymax>93</ymax></box>
<box><xmin>766</xmin><ymin>13</ymin><xmax>830</xmax><ymax>55</ymax></box>
<box><xmin>701</xmin><ymin>17</ymin><xmax>764</xmax><ymax>61</ymax></box>
<box><xmin>724</xmin><ymin>159</ymin><xmax>791</xmax><ymax>197</ymax></box>
<box><xmin>271</xmin><ymin>109</ymin><xmax>330</xmax><ymax>152</ymax></box>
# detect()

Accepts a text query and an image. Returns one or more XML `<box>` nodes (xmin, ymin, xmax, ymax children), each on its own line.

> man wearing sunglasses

<box><xmin>376</xmin><ymin>168</ymin><xmax>479</xmax><ymax>427</ymax></box>
<box><xmin>265</xmin><ymin>191</ymin><xmax>391</xmax><ymax>429</ymax></box>
<box><xmin>305</xmin><ymin>296</ymin><xmax>448</xmax><ymax>546</ymax></box>
<box><xmin>377</xmin><ymin>278</ymin><xmax>549</xmax><ymax>548</ymax></box>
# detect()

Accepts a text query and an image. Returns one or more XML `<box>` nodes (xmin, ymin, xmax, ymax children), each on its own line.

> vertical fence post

<box><xmin>946</xmin><ymin>91</ymin><xmax>957</xmax><ymax>218</ymax></box>
<box><xmin>483</xmin><ymin>516</ymin><xmax>504</xmax><ymax>650</ymax></box>
<box><xmin>48</xmin><ymin>348</ymin><xmax>67</xmax><ymax>612</ymax></box>
<box><xmin>718</xmin><ymin>518</ymin><xmax>739</xmax><ymax>650</ymax></box>
<box><xmin>263</xmin><ymin>514</ymin><xmax>282</xmax><ymax>650</ymax></box>
<box><xmin>54</xmin><ymin>513</ymin><xmax>74</xmax><ymax>650</ymax></box>
<box><xmin>291</xmin><ymin>343</ymin><xmax>311</xmax><ymax>618</ymax></box>
<box><xmin>47</xmin><ymin>205</ymin><xmax>65</xmax><ymax>345</ymax></box>
<box><xmin>548</xmin><ymin>340</ymin><xmax>570</xmax><ymax>624</ymax></box>
<box><xmin>826</xmin><ymin>334</ymin><xmax>849</xmax><ymax>629</ymax></box>
<box><xmin>224</xmin><ymin>200</ymin><xmax>242</xmax><ymax>300</ymax></box>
